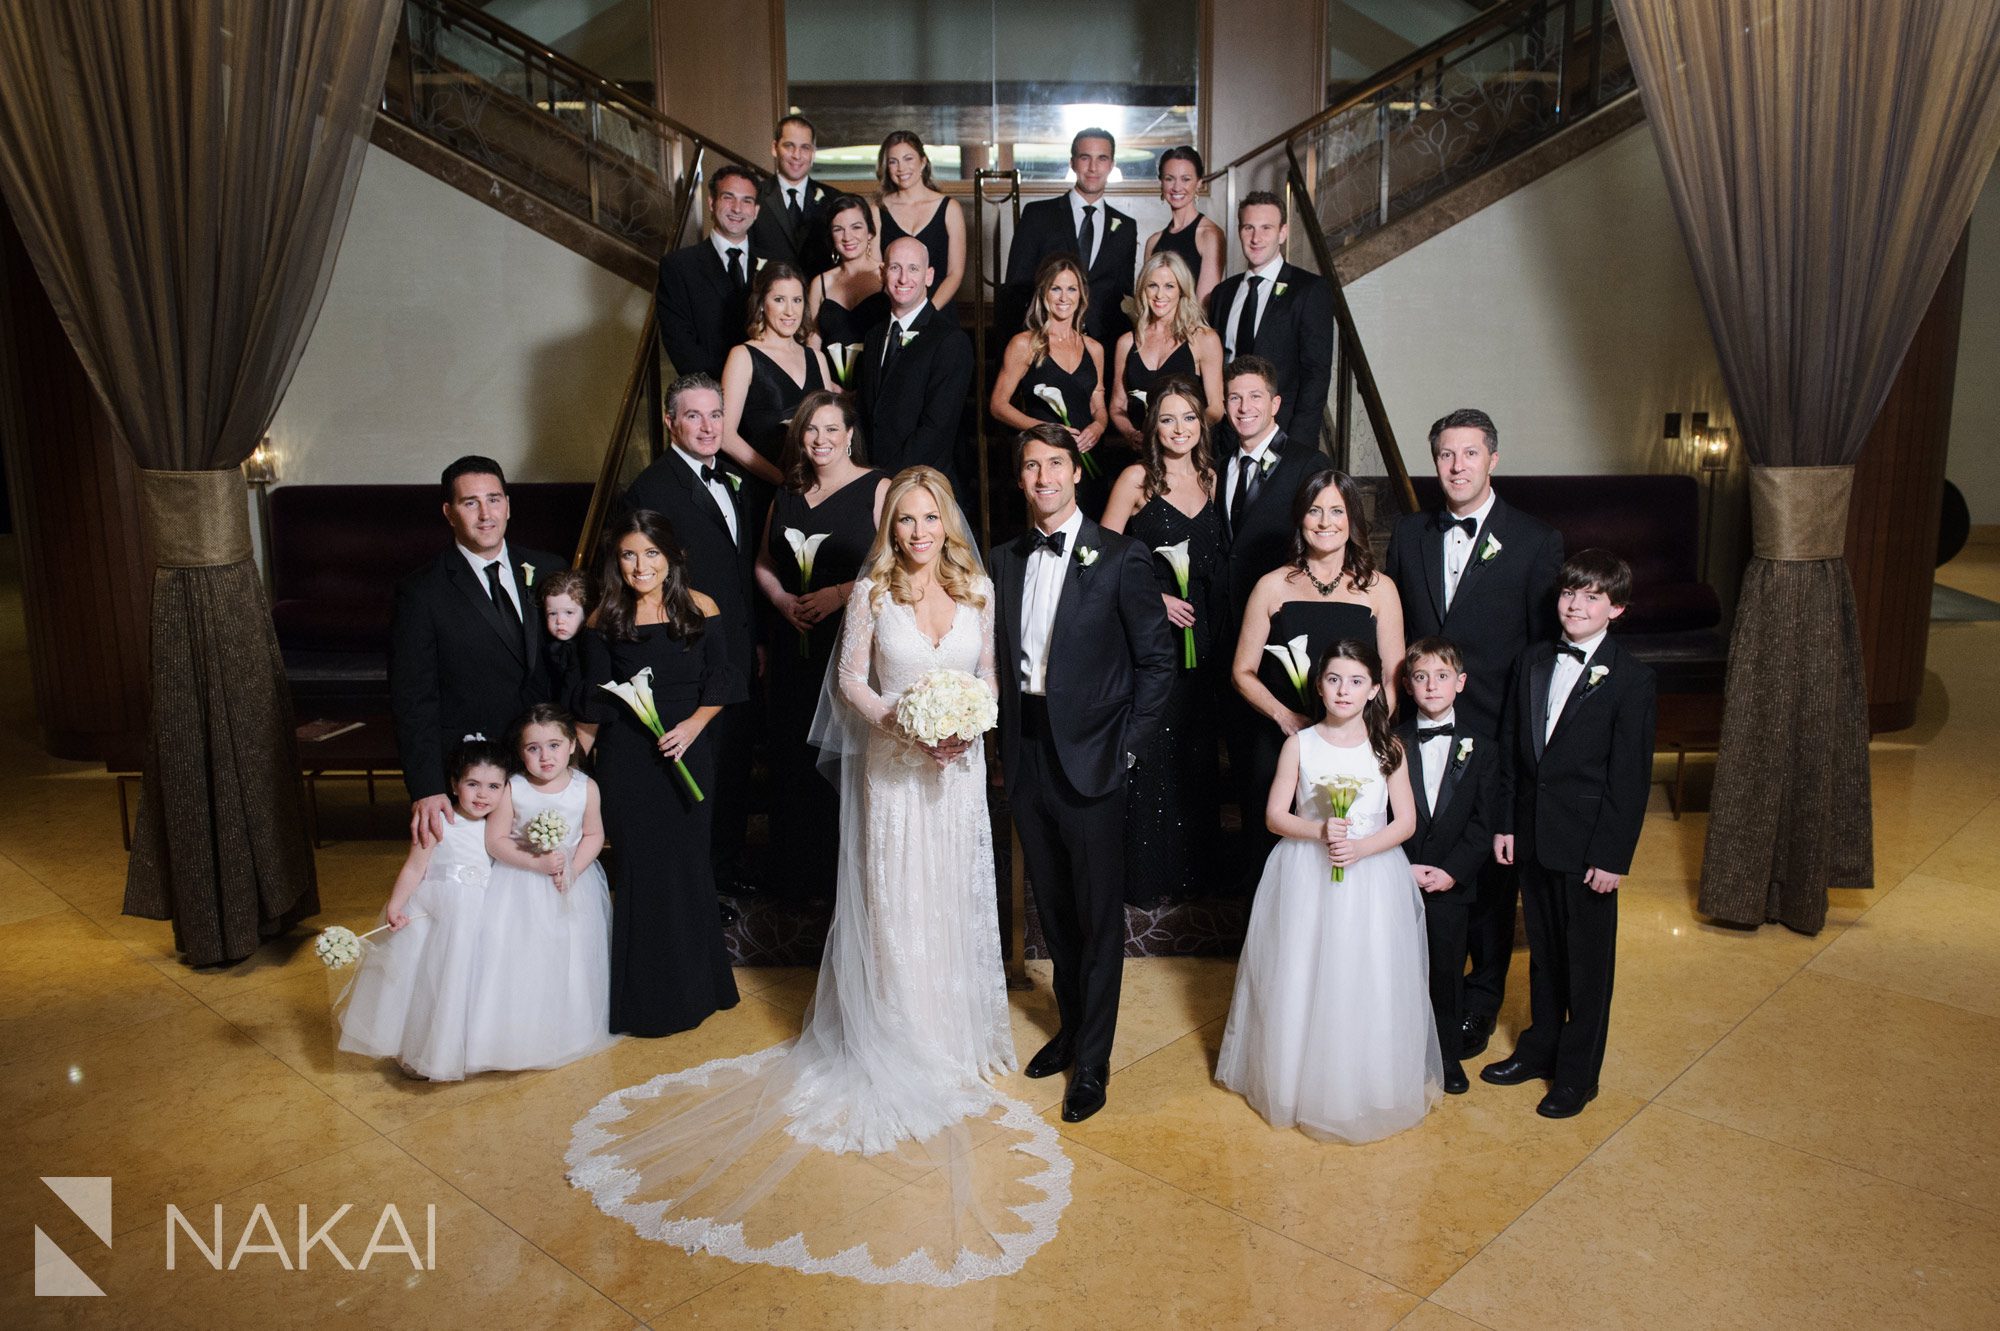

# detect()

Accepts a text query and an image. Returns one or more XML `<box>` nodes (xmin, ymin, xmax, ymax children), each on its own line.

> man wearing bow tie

<box><xmin>1382</xmin><ymin>408</ymin><xmax>1564</xmax><ymax>1061</ymax></box>
<box><xmin>624</xmin><ymin>374</ymin><xmax>760</xmax><ymax>901</ymax></box>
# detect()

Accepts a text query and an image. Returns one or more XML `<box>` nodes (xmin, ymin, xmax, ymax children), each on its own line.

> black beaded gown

<box><xmin>1014</xmin><ymin>345</ymin><xmax>1127</xmax><ymax>518</ymax></box>
<box><xmin>814</xmin><ymin>271</ymin><xmax>889</xmax><ymax>372</ymax></box>
<box><xmin>1123</xmin><ymin>490</ymin><xmax>1228</xmax><ymax>904</ymax></box>
<box><xmin>762</xmin><ymin>468</ymin><xmax>888</xmax><ymax>898</ymax></box>
<box><xmin>583</xmin><ymin>617</ymin><xmax>747</xmax><ymax>1037</ymax></box>
<box><xmin>1244</xmin><ymin>597</ymin><xmax>1377</xmax><ymax>868</ymax></box>
<box><xmin>1122</xmin><ymin>339</ymin><xmax>1200</xmax><ymax>430</ymax></box>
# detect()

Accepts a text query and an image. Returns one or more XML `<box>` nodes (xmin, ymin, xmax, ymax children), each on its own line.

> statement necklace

<box><xmin>1304</xmin><ymin>562</ymin><xmax>1343</xmax><ymax>597</ymax></box>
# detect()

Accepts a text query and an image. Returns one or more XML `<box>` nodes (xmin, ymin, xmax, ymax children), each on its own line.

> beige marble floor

<box><xmin>3</xmin><ymin>540</ymin><xmax>2000</xmax><ymax>1328</ymax></box>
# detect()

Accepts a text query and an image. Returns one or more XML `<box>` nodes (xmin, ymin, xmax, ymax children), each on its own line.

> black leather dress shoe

<box><xmin>1458</xmin><ymin>1013</ymin><xmax>1496</xmax><ymax>1060</ymax></box>
<box><xmin>1062</xmin><ymin>1066</ymin><xmax>1108</xmax><ymax>1123</ymax></box>
<box><xmin>1443</xmin><ymin>1061</ymin><xmax>1470</xmax><ymax>1095</ymax></box>
<box><xmin>1536</xmin><ymin>1085</ymin><xmax>1598</xmax><ymax>1118</ymax></box>
<box><xmin>1024</xmin><ymin>1034</ymin><xmax>1074</xmax><ymax>1079</ymax></box>
<box><xmin>1480</xmin><ymin>1055</ymin><xmax>1550</xmax><ymax>1086</ymax></box>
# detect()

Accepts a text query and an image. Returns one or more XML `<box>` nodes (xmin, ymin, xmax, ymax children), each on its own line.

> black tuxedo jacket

<box><xmin>1206</xmin><ymin>264</ymin><xmax>1333</xmax><ymax>446</ymax></box>
<box><xmin>989</xmin><ymin>518</ymin><xmax>1176</xmax><ymax>800</ymax></box>
<box><xmin>1498</xmin><ymin>636</ymin><xmax>1657</xmax><ymax>875</ymax></box>
<box><xmin>390</xmin><ymin>543</ymin><xmax>567</xmax><ymax>800</ymax></box>
<box><xmin>1216</xmin><ymin>430</ymin><xmax>1324</xmax><ymax>637</ymax></box>
<box><xmin>1395</xmin><ymin>717</ymin><xmax>1498</xmax><ymax>900</ymax></box>
<box><xmin>1382</xmin><ymin>493</ymin><xmax>1564</xmax><ymax>735</ymax></box>
<box><xmin>621</xmin><ymin>452</ymin><xmax>758</xmax><ymax>676</ymax></box>
<box><xmin>1003</xmin><ymin>194</ymin><xmax>1139</xmax><ymax>345</ymax></box>
<box><xmin>750</xmin><ymin>175</ymin><xmax>836</xmax><ymax>277</ymax></box>
<box><xmin>655</xmin><ymin>237</ymin><xmax>758</xmax><ymax>380</ymax></box>
<box><xmin>856</xmin><ymin>302</ymin><xmax>974</xmax><ymax>485</ymax></box>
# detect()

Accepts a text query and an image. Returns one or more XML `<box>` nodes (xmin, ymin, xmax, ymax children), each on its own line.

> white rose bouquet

<box><xmin>893</xmin><ymin>668</ymin><xmax>997</xmax><ymax>764</ymax></box>
<box><xmin>524</xmin><ymin>810</ymin><xmax>569</xmax><ymax>853</ymax></box>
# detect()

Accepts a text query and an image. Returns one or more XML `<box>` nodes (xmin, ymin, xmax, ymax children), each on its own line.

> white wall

<box><xmin>267</xmin><ymin>147</ymin><xmax>650</xmax><ymax>489</ymax></box>
<box><xmin>1344</xmin><ymin>124</ymin><xmax>1731</xmax><ymax>479</ymax></box>
<box><xmin>1947</xmin><ymin>161</ymin><xmax>2000</xmax><ymax>526</ymax></box>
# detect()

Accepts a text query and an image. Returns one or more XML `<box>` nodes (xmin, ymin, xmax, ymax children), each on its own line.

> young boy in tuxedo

<box><xmin>1397</xmin><ymin>638</ymin><xmax>1497</xmax><ymax>1097</ymax></box>
<box><xmin>1484</xmin><ymin>550</ymin><xmax>1656</xmax><ymax>1119</ymax></box>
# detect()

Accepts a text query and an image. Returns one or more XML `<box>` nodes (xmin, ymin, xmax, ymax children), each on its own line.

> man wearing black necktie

<box><xmin>1382</xmin><ymin>408</ymin><xmax>1564</xmax><ymax>1058</ymax></box>
<box><xmin>624</xmin><ymin>375</ymin><xmax>761</xmax><ymax>895</ymax></box>
<box><xmin>391</xmin><ymin>455</ymin><xmax>566</xmax><ymax>848</ymax></box>
<box><xmin>856</xmin><ymin>236</ymin><xmax>975</xmax><ymax>492</ymax></box>
<box><xmin>1002</xmin><ymin>128</ymin><xmax>1138</xmax><ymax>345</ymax></box>
<box><xmin>657</xmin><ymin>164</ymin><xmax>764</xmax><ymax>380</ymax></box>
<box><xmin>751</xmin><ymin>115</ymin><xmax>835</xmax><ymax>278</ymax></box>
<box><xmin>1205</xmin><ymin>191</ymin><xmax>1333</xmax><ymax>448</ymax></box>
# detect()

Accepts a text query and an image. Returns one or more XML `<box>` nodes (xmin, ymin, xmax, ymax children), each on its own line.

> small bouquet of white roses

<box><xmin>524</xmin><ymin>810</ymin><xmax>569</xmax><ymax>853</ymax></box>
<box><xmin>600</xmin><ymin>667</ymin><xmax>704</xmax><ymax>802</ymax></box>
<box><xmin>893</xmin><ymin>668</ymin><xmax>998</xmax><ymax>766</ymax></box>
<box><xmin>1316</xmin><ymin>774</ymin><xmax>1370</xmax><ymax>882</ymax></box>
<box><xmin>1032</xmin><ymin>383</ymin><xmax>1101</xmax><ymax>477</ymax></box>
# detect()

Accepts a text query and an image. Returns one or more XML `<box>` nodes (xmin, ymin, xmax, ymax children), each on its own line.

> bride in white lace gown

<box><xmin>568</xmin><ymin>467</ymin><xmax>1070</xmax><ymax>1286</ymax></box>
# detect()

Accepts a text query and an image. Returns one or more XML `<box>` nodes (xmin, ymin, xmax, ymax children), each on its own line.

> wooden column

<box><xmin>1844</xmin><ymin>235</ymin><xmax>1969</xmax><ymax>734</ymax></box>
<box><xmin>0</xmin><ymin>206</ymin><xmax>152</xmax><ymax>764</ymax></box>
<box><xmin>650</xmin><ymin>0</ymin><xmax>784</xmax><ymax>163</ymax></box>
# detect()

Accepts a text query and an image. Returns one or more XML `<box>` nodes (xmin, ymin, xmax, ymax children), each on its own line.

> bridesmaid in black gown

<box><xmin>1144</xmin><ymin>146</ymin><xmax>1226</xmax><ymax>303</ymax></box>
<box><xmin>1109</xmin><ymin>251</ymin><xmax>1225</xmax><ymax>448</ymax></box>
<box><xmin>874</xmin><ymin>131</ymin><xmax>964</xmax><ymax>315</ymax></box>
<box><xmin>987</xmin><ymin>253</ymin><xmax>1118</xmax><ymax>516</ymax></box>
<box><xmin>808</xmin><ymin>195</ymin><xmax>889</xmax><ymax>378</ymax></box>
<box><xmin>753</xmin><ymin>390</ymin><xmax>890</xmax><ymax>899</ymax></box>
<box><xmin>583</xmin><ymin>510</ymin><xmax>747</xmax><ymax>1037</ymax></box>
<box><xmin>1229</xmin><ymin>467</ymin><xmax>1407</xmax><ymax>877</ymax></box>
<box><xmin>721</xmin><ymin>263</ymin><xmax>832</xmax><ymax>497</ymax></box>
<box><xmin>1100</xmin><ymin>377</ymin><xmax>1229</xmax><ymax>904</ymax></box>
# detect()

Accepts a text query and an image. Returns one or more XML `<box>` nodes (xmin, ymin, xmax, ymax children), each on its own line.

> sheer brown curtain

<box><xmin>0</xmin><ymin>1</ymin><xmax>400</xmax><ymax>964</ymax></box>
<box><xmin>1613</xmin><ymin>0</ymin><xmax>2000</xmax><ymax>933</ymax></box>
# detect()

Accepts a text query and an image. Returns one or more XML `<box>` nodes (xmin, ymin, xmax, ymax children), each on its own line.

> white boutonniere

<box><xmin>725</xmin><ymin>472</ymin><xmax>742</xmax><ymax>493</ymax></box>
<box><xmin>1455</xmin><ymin>736</ymin><xmax>1474</xmax><ymax>763</ymax></box>
<box><xmin>521</xmin><ymin>562</ymin><xmax>535</xmax><ymax>588</ymax></box>
<box><xmin>754</xmin><ymin>256</ymin><xmax>768</xmax><ymax>272</ymax></box>
<box><xmin>1259</xmin><ymin>450</ymin><xmax>1279</xmax><ymax>476</ymax></box>
<box><xmin>1480</xmin><ymin>532</ymin><xmax>1503</xmax><ymax>562</ymax></box>
<box><xmin>1587</xmin><ymin>664</ymin><xmax>1610</xmax><ymax>688</ymax></box>
<box><xmin>1274</xmin><ymin>281</ymin><xmax>1289</xmax><ymax>297</ymax></box>
<box><xmin>811</xmin><ymin>185</ymin><xmax>825</xmax><ymax>202</ymax></box>
<box><xmin>899</xmin><ymin>327</ymin><xmax>920</xmax><ymax>348</ymax></box>
<box><xmin>1110</xmin><ymin>216</ymin><xmax>1124</xmax><ymax>232</ymax></box>
<box><xmin>1075</xmin><ymin>545</ymin><xmax>1099</xmax><ymax>568</ymax></box>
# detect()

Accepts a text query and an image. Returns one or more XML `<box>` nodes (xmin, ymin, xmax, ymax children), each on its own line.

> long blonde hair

<box><xmin>1131</xmin><ymin>251</ymin><xmax>1206</xmax><ymax>346</ymax></box>
<box><xmin>1026</xmin><ymin>253</ymin><xmax>1090</xmax><ymax>367</ymax></box>
<box><xmin>862</xmin><ymin>467</ymin><xmax>987</xmax><ymax>610</ymax></box>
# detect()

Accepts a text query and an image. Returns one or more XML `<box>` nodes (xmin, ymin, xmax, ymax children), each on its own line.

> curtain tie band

<box><xmin>1749</xmin><ymin>465</ymin><xmax>1853</xmax><ymax>561</ymax></box>
<box><xmin>137</xmin><ymin>468</ymin><xmax>253</xmax><ymax>568</ymax></box>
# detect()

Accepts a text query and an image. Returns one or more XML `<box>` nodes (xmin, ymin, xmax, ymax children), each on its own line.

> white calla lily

<box><xmin>1031</xmin><ymin>382</ymin><xmax>1072</xmax><ymax>427</ymax></box>
<box><xmin>1264</xmin><ymin>633</ymin><xmax>1313</xmax><ymax>708</ymax></box>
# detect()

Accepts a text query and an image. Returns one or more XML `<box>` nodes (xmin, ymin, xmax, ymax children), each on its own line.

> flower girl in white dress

<box><xmin>1217</xmin><ymin>638</ymin><xmax>1443</xmax><ymax>1143</ymax></box>
<box><xmin>339</xmin><ymin>737</ymin><xmax>507</xmax><ymax>1080</ymax></box>
<box><xmin>472</xmin><ymin>704</ymin><xmax>617</xmax><ymax>1072</ymax></box>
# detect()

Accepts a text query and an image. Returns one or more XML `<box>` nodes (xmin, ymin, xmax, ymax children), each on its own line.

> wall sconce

<box><xmin>1699</xmin><ymin>425</ymin><xmax>1731</xmax><ymax>473</ymax></box>
<box><xmin>243</xmin><ymin>438</ymin><xmax>279</xmax><ymax>485</ymax></box>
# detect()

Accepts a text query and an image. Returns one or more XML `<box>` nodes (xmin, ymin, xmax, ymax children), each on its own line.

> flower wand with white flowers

<box><xmin>783</xmin><ymin>528</ymin><xmax>829</xmax><ymax>658</ymax></box>
<box><xmin>1032</xmin><ymin>383</ymin><xmax>1101</xmax><ymax>477</ymax></box>
<box><xmin>599</xmin><ymin>667</ymin><xmax>705</xmax><ymax>802</ymax></box>
<box><xmin>1155</xmin><ymin>539</ymin><xmax>1198</xmax><ymax>668</ymax></box>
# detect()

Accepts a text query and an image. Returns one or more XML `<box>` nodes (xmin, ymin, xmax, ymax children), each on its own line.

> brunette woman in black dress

<box><xmin>1144</xmin><ymin>146</ymin><xmax>1226</xmax><ymax>303</ymax></box>
<box><xmin>988</xmin><ymin>253</ymin><xmax>1115</xmax><ymax>515</ymax></box>
<box><xmin>808</xmin><ymin>195</ymin><xmax>889</xmax><ymax>377</ymax></box>
<box><xmin>582</xmin><ymin>510</ymin><xmax>746</xmax><ymax>1037</ymax></box>
<box><xmin>1100</xmin><ymin>377</ymin><xmax>1228</xmax><ymax>904</ymax></box>
<box><xmin>752</xmin><ymin>391</ymin><xmax>890</xmax><ymax>899</ymax></box>
<box><xmin>873</xmin><ymin>131</ymin><xmax>965</xmax><ymax>312</ymax></box>
<box><xmin>720</xmin><ymin>262</ymin><xmax>832</xmax><ymax>496</ymax></box>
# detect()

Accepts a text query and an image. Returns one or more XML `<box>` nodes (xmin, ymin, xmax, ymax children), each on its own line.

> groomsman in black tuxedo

<box><xmin>1215</xmin><ymin>356</ymin><xmax>1322</xmax><ymax>880</ymax></box>
<box><xmin>1206</xmin><ymin>192</ymin><xmax>1333</xmax><ymax>446</ymax></box>
<box><xmin>856</xmin><ymin>236</ymin><xmax>975</xmax><ymax>490</ymax></box>
<box><xmin>1382</xmin><ymin>408</ymin><xmax>1564</xmax><ymax>1058</ymax></box>
<box><xmin>1484</xmin><ymin>550</ymin><xmax>1656</xmax><ymax>1118</ymax></box>
<box><xmin>656</xmin><ymin>164</ymin><xmax>763</xmax><ymax>379</ymax></box>
<box><xmin>1002</xmin><ymin>128</ymin><xmax>1138</xmax><ymax>345</ymax></box>
<box><xmin>623</xmin><ymin>374</ymin><xmax>759</xmax><ymax>898</ymax></box>
<box><xmin>1397</xmin><ymin>637</ymin><xmax>1499</xmax><ymax>1096</ymax></box>
<box><xmin>391</xmin><ymin>455</ymin><xmax>566</xmax><ymax>847</ymax></box>
<box><xmin>991</xmin><ymin>424</ymin><xmax>1175</xmax><ymax>1123</ymax></box>
<box><xmin>750</xmin><ymin>114</ymin><xmax>835</xmax><ymax>278</ymax></box>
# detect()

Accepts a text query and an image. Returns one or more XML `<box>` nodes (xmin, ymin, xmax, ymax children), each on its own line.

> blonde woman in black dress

<box><xmin>988</xmin><ymin>253</ymin><xmax>1112</xmax><ymax>510</ymax></box>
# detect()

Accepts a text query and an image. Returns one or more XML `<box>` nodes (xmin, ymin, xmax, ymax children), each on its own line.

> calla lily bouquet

<box><xmin>784</xmin><ymin>528</ymin><xmax>830</xmax><ymax>657</ymax></box>
<box><xmin>1032</xmin><ymin>383</ymin><xmax>1101</xmax><ymax>477</ymax></box>
<box><xmin>1155</xmin><ymin>539</ymin><xmax>1198</xmax><ymax>669</ymax></box>
<box><xmin>1263</xmin><ymin>633</ymin><xmax>1313</xmax><ymax>710</ymax></box>
<box><xmin>600</xmin><ymin>667</ymin><xmax>704</xmax><ymax>801</ymax></box>
<box><xmin>825</xmin><ymin>342</ymin><xmax>862</xmax><ymax>388</ymax></box>
<box><xmin>1315</xmin><ymin>774</ymin><xmax>1369</xmax><ymax>882</ymax></box>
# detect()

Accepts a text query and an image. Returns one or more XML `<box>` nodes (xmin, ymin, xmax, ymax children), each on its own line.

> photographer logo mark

<box><xmin>36</xmin><ymin>1176</ymin><xmax>110</xmax><ymax>1297</ymax></box>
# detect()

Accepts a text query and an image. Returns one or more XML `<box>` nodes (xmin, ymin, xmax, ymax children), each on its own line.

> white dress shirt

<box><xmin>1222</xmin><ymin>254</ymin><xmax>1286</xmax><ymax>358</ymax></box>
<box><xmin>1019</xmin><ymin>508</ymin><xmax>1085</xmax><ymax>695</ymax></box>
<box><xmin>458</xmin><ymin>540</ymin><xmax>522</xmax><ymax>619</ymax></box>
<box><xmin>1416</xmin><ymin>708</ymin><xmax>1456</xmax><ymax>812</ymax></box>
<box><xmin>1067</xmin><ymin>190</ymin><xmax>1106</xmax><ymax>271</ymax></box>
<box><xmin>1546</xmin><ymin>627</ymin><xmax>1607</xmax><ymax>741</ymax></box>
<box><xmin>710</xmin><ymin>231</ymin><xmax>750</xmax><ymax>277</ymax></box>
<box><xmin>1442</xmin><ymin>488</ymin><xmax>1497</xmax><ymax>611</ymax></box>
<box><xmin>675</xmin><ymin>446</ymin><xmax>737</xmax><ymax>543</ymax></box>
<box><xmin>1224</xmin><ymin>426</ymin><xmax>1281</xmax><ymax>525</ymax></box>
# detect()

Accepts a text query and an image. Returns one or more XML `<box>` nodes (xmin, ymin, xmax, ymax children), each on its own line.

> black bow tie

<box><xmin>1437</xmin><ymin>513</ymin><xmax>1476</xmax><ymax>537</ymax></box>
<box><xmin>1026</xmin><ymin>528</ymin><xmax>1067</xmax><ymax>557</ymax></box>
<box><xmin>1417</xmin><ymin>723</ymin><xmax>1455</xmax><ymax>741</ymax></box>
<box><xmin>1557</xmin><ymin>642</ymin><xmax>1588</xmax><ymax>664</ymax></box>
<box><xmin>700</xmin><ymin>464</ymin><xmax>720</xmax><ymax>487</ymax></box>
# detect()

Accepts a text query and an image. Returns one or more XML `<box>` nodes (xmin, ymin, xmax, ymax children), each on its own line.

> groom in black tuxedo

<box><xmin>991</xmin><ymin>424</ymin><xmax>1175</xmax><ymax>1122</ymax></box>
<box><xmin>390</xmin><ymin>455</ymin><xmax>566</xmax><ymax>847</ymax></box>
<box><xmin>1382</xmin><ymin>408</ymin><xmax>1564</xmax><ymax>1058</ymax></box>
